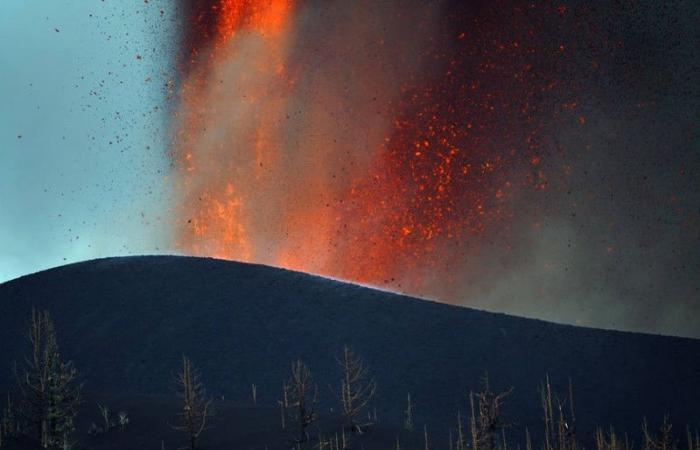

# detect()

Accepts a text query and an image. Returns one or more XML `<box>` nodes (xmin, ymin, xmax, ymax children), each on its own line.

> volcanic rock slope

<box><xmin>0</xmin><ymin>255</ymin><xmax>698</xmax><ymax>443</ymax></box>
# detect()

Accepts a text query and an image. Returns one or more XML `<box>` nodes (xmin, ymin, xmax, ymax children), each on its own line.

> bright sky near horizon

<box><xmin>0</xmin><ymin>0</ymin><xmax>176</xmax><ymax>282</ymax></box>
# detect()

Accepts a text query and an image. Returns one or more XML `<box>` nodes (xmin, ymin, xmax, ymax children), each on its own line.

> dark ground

<box><xmin>0</xmin><ymin>255</ymin><xmax>698</xmax><ymax>449</ymax></box>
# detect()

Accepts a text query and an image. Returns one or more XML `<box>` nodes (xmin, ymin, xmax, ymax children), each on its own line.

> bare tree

<box><xmin>172</xmin><ymin>356</ymin><xmax>213</xmax><ymax>450</ymax></box>
<box><xmin>540</xmin><ymin>376</ymin><xmax>578</xmax><ymax>450</ymax></box>
<box><xmin>279</xmin><ymin>381</ymin><xmax>289</xmax><ymax>430</ymax></box>
<box><xmin>284</xmin><ymin>358</ymin><xmax>317</xmax><ymax>443</ymax></box>
<box><xmin>404</xmin><ymin>393</ymin><xmax>414</xmax><ymax>432</ymax></box>
<box><xmin>334</xmin><ymin>346</ymin><xmax>377</xmax><ymax>433</ymax></box>
<box><xmin>469</xmin><ymin>374</ymin><xmax>513</xmax><ymax>450</ymax></box>
<box><xmin>688</xmin><ymin>428</ymin><xmax>700</xmax><ymax>450</ymax></box>
<box><xmin>596</xmin><ymin>427</ymin><xmax>632</xmax><ymax>450</ymax></box>
<box><xmin>117</xmin><ymin>411</ymin><xmax>129</xmax><ymax>431</ymax></box>
<box><xmin>1</xmin><ymin>394</ymin><xmax>17</xmax><ymax>447</ymax></box>
<box><xmin>455</xmin><ymin>410</ymin><xmax>465</xmax><ymax>450</ymax></box>
<box><xmin>16</xmin><ymin>309</ymin><xmax>81</xmax><ymax>449</ymax></box>
<box><xmin>97</xmin><ymin>403</ymin><xmax>113</xmax><ymax>432</ymax></box>
<box><xmin>643</xmin><ymin>417</ymin><xmax>677</xmax><ymax>450</ymax></box>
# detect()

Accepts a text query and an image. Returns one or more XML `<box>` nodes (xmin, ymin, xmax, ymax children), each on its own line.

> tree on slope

<box><xmin>16</xmin><ymin>309</ymin><xmax>81</xmax><ymax>449</ymax></box>
<box><xmin>285</xmin><ymin>358</ymin><xmax>317</xmax><ymax>443</ymax></box>
<box><xmin>334</xmin><ymin>345</ymin><xmax>376</xmax><ymax>433</ymax></box>
<box><xmin>469</xmin><ymin>374</ymin><xmax>512</xmax><ymax>450</ymax></box>
<box><xmin>172</xmin><ymin>356</ymin><xmax>213</xmax><ymax>450</ymax></box>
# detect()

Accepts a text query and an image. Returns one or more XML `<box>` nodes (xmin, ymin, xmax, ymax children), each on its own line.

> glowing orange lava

<box><xmin>173</xmin><ymin>1</ymin><xmax>566</xmax><ymax>297</ymax></box>
<box><xmin>174</xmin><ymin>0</ymin><xmax>295</xmax><ymax>264</ymax></box>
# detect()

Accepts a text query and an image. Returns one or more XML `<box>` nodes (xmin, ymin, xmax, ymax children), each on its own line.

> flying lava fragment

<box><xmin>172</xmin><ymin>0</ymin><xmax>580</xmax><ymax>301</ymax></box>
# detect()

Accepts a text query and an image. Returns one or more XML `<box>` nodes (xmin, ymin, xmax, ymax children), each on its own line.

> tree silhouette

<box><xmin>16</xmin><ymin>309</ymin><xmax>81</xmax><ymax>449</ymax></box>
<box><xmin>172</xmin><ymin>356</ymin><xmax>213</xmax><ymax>450</ymax></box>
<box><xmin>334</xmin><ymin>345</ymin><xmax>377</xmax><ymax>433</ymax></box>
<box><xmin>285</xmin><ymin>358</ymin><xmax>317</xmax><ymax>443</ymax></box>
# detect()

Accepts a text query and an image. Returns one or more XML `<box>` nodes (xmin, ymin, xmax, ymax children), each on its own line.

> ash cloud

<box><xmin>173</xmin><ymin>0</ymin><xmax>700</xmax><ymax>338</ymax></box>
<box><xmin>438</xmin><ymin>1</ymin><xmax>700</xmax><ymax>338</ymax></box>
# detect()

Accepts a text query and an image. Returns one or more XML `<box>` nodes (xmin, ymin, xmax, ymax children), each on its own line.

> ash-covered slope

<box><xmin>0</xmin><ymin>256</ymin><xmax>698</xmax><ymax>442</ymax></box>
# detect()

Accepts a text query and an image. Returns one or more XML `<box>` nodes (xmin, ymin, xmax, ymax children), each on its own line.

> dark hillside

<box><xmin>0</xmin><ymin>256</ymin><xmax>698</xmax><ymax>449</ymax></box>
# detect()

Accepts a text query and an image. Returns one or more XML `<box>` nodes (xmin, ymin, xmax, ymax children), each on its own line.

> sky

<box><xmin>0</xmin><ymin>0</ymin><xmax>175</xmax><ymax>281</ymax></box>
<box><xmin>1</xmin><ymin>1</ymin><xmax>699</xmax><ymax>338</ymax></box>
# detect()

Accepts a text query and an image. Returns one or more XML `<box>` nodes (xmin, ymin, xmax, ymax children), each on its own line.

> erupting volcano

<box><xmin>173</xmin><ymin>0</ymin><xmax>586</xmax><ymax>301</ymax></box>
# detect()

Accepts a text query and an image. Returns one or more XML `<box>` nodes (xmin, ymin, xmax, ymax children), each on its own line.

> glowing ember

<box><xmin>172</xmin><ymin>1</ymin><xmax>579</xmax><ymax>299</ymax></box>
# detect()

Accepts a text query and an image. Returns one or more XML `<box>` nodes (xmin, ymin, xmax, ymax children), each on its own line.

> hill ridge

<box><xmin>0</xmin><ymin>255</ymin><xmax>698</xmax><ymax>446</ymax></box>
<box><xmin>4</xmin><ymin>255</ymin><xmax>691</xmax><ymax>342</ymax></box>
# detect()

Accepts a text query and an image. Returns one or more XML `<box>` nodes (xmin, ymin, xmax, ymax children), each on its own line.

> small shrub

<box><xmin>87</xmin><ymin>422</ymin><xmax>103</xmax><ymax>436</ymax></box>
<box><xmin>118</xmin><ymin>411</ymin><xmax>130</xmax><ymax>431</ymax></box>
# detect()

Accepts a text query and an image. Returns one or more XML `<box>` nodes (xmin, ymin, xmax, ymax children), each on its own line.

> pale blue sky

<box><xmin>0</xmin><ymin>0</ymin><xmax>177</xmax><ymax>282</ymax></box>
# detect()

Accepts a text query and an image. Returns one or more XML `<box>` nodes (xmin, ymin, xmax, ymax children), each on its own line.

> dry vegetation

<box><xmin>0</xmin><ymin>308</ymin><xmax>697</xmax><ymax>450</ymax></box>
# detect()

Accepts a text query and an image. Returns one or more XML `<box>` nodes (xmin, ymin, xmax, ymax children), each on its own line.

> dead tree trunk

<box><xmin>172</xmin><ymin>356</ymin><xmax>213</xmax><ymax>450</ymax></box>
<box><xmin>16</xmin><ymin>309</ymin><xmax>81</xmax><ymax>449</ymax></box>
<box><xmin>405</xmin><ymin>393</ymin><xmax>414</xmax><ymax>432</ymax></box>
<box><xmin>334</xmin><ymin>346</ymin><xmax>376</xmax><ymax>433</ymax></box>
<box><xmin>285</xmin><ymin>359</ymin><xmax>317</xmax><ymax>443</ymax></box>
<box><xmin>1</xmin><ymin>395</ymin><xmax>17</xmax><ymax>446</ymax></box>
<box><xmin>540</xmin><ymin>376</ymin><xmax>578</xmax><ymax>450</ymax></box>
<box><xmin>469</xmin><ymin>374</ymin><xmax>513</xmax><ymax>450</ymax></box>
<box><xmin>643</xmin><ymin>417</ymin><xmax>677</xmax><ymax>450</ymax></box>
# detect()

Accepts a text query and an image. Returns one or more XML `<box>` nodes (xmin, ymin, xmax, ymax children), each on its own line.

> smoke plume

<box><xmin>172</xmin><ymin>0</ymin><xmax>700</xmax><ymax>338</ymax></box>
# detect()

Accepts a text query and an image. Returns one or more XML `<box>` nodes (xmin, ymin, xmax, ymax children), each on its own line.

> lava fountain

<box><xmin>173</xmin><ymin>0</ymin><xmax>574</xmax><ymax>300</ymax></box>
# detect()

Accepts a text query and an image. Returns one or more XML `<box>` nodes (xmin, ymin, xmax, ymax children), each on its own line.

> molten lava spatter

<box><xmin>173</xmin><ymin>1</ymin><xmax>580</xmax><ymax>299</ymax></box>
<box><xmin>216</xmin><ymin>0</ymin><xmax>292</xmax><ymax>42</ymax></box>
<box><xmin>174</xmin><ymin>0</ymin><xmax>295</xmax><ymax>262</ymax></box>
